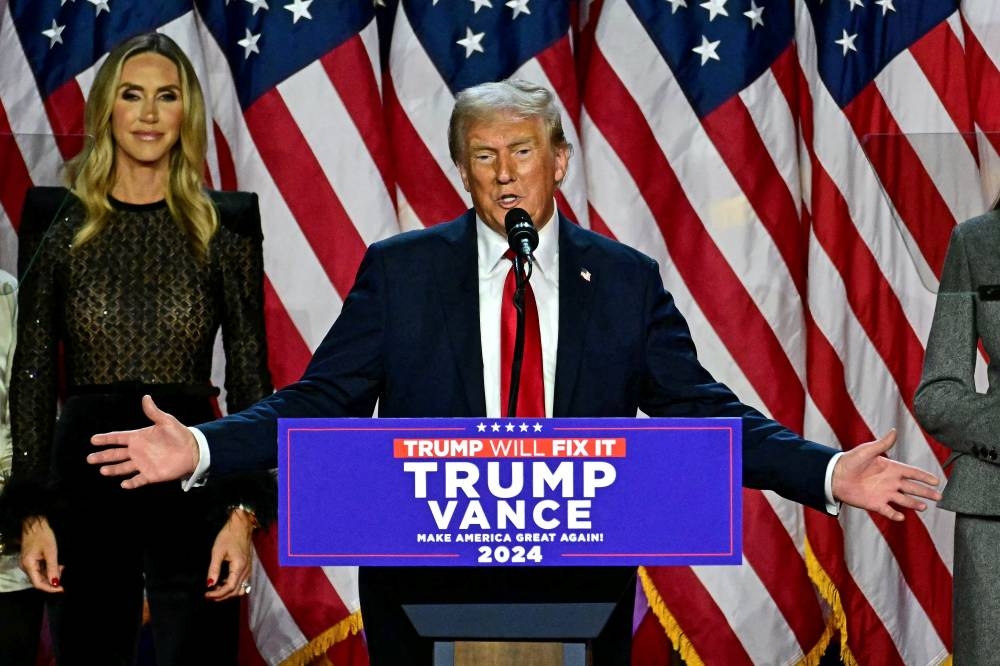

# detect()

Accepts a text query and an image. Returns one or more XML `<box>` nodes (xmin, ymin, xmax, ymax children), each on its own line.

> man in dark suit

<box><xmin>89</xmin><ymin>79</ymin><xmax>940</xmax><ymax>664</ymax></box>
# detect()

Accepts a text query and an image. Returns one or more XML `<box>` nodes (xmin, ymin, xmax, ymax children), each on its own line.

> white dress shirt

<box><xmin>478</xmin><ymin>207</ymin><xmax>559</xmax><ymax>418</ymax></box>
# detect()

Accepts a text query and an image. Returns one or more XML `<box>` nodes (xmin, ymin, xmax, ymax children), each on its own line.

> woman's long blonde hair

<box><xmin>66</xmin><ymin>32</ymin><xmax>218</xmax><ymax>260</ymax></box>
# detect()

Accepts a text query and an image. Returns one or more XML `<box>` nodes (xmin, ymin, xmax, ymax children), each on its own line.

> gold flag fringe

<box><xmin>279</xmin><ymin>609</ymin><xmax>364</xmax><ymax>666</ymax></box>
<box><xmin>801</xmin><ymin>614</ymin><xmax>837</xmax><ymax>666</ymax></box>
<box><xmin>640</xmin><ymin>564</ymin><xmax>837</xmax><ymax>666</ymax></box>
<box><xmin>638</xmin><ymin>566</ymin><xmax>705</xmax><ymax>666</ymax></box>
<box><xmin>804</xmin><ymin>537</ymin><xmax>859</xmax><ymax>666</ymax></box>
<box><xmin>804</xmin><ymin>538</ymin><xmax>955</xmax><ymax>666</ymax></box>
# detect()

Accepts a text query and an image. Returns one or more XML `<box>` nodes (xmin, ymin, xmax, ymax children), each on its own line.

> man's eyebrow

<box><xmin>469</xmin><ymin>136</ymin><xmax>535</xmax><ymax>150</ymax></box>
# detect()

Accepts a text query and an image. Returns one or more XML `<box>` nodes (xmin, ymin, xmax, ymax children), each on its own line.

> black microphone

<box><xmin>504</xmin><ymin>207</ymin><xmax>539</xmax><ymax>262</ymax></box>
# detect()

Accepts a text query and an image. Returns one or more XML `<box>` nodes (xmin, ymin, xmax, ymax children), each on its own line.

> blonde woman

<box><xmin>6</xmin><ymin>33</ymin><xmax>272</xmax><ymax>665</ymax></box>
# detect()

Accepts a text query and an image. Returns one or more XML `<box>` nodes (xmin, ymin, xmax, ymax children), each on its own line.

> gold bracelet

<box><xmin>228</xmin><ymin>504</ymin><xmax>260</xmax><ymax>530</ymax></box>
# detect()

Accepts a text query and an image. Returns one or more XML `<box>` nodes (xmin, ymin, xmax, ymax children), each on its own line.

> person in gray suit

<box><xmin>915</xmin><ymin>204</ymin><xmax>1000</xmax><ymax>664</ymax></box>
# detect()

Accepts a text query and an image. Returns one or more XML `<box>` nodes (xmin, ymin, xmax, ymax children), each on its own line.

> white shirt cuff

<box><xmin>824</xmin><ymin>451</ymin><xmax>843</xmax><ymax>515</ymax></box>
<box><xmin>181</xmin><ymin>426</ymin><xmax>211</xmax><ymax>491</ymax></box>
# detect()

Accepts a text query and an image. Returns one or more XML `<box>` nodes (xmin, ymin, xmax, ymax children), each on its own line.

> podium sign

<box><xmin>278</xmin><ymin>417</ymin><xmax>741</xmax><ymax>567</ymax></box>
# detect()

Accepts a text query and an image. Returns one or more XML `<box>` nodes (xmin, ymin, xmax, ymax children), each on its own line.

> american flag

<box><xmin>582</xmin><ymin>0</ymin><xmax>992</xmax><ymax>663</ymax></box>
<box><xmin>1</xmin><ymin>0</ymin><xmax>998</xmax><ymax>664</ymax></box>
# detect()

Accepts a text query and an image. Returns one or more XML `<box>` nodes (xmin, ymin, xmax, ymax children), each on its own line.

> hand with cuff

<box><xmin>89</xmin><ymin>395</ymin><xmax>200</xmax><ymax>488</ymax></box>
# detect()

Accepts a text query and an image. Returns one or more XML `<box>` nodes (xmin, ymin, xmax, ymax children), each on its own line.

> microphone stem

<box><xmin>507</xmin><ymin>254</ymin><xmax>529</xmax><ymax>416</ymax></box>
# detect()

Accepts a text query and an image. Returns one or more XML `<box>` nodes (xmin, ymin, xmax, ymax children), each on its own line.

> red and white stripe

<box><xmin>581</xmin><ymin>0</ymin><xmax>830</xmax><ymax>662</ymax></box>
<box><xmin>792</xmin><ymin>2</ymin><xmax>1000</xmax><ymax>662</ymax></box>
<box><xmin>578</xmin><ymin>0</ymin><xmax>1000</xmax><ymax>663</ymax></box>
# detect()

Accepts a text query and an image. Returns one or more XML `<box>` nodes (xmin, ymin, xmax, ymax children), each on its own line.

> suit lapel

<box><xmin>554</xmin><ymin>215</ymin><xmax>596</xmax><ymax>416</ymax></box>
<box><xmin>433</xmin><ymin>211</ymin><xmax>487</xmax><ymax>416</ymax></box>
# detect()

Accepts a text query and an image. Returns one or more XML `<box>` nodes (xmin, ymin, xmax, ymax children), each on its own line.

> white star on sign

<box><xmin>476</xmin><ymin>422</ymin><xmax>487</xmax><ymax>432</ymax></box>
<box><xmin>506</xmin><ymin>422</ymin><xmax>516</xmax><ymax>432</ymax></box>
<box><xmin>875</xmin><ymin>0</ymin><xmax>895</xmax><ymax>14</ymax></box>
<box><xmin>519</xmin><ymin>422</ymin><xmax>529</xmax><ymax>432</ymax></box>
<box><xmin>506</xmin><ymin>0</ymin><xmax>530</xmax><ymax>19</ymax></box>
<box><xmin>238</xmin><ymin>28</ymin><xmax>262</xmax><ymax>59</ymax></box>
<box><xmin>284</xmin><ymin>0</ymin><xmax>312</xmax><ymax>22</ymax></box>
<box><xmin>533</xmin><ymin>423</ymin><xmax>543</xmax><ymax>432</ymax></box>
<box><xmin>492</xmin><ymin>423</ymin><xmax>502</xmax><ymax>432</ymax></box>
<box><xmin>847</xmin><ymin>0</ymin><xmax>864</xmax><ymax>10</ymax></box>
<box><xmin>246</xmin><ymin>0</ymin><xmax>269</xmax><ymax>15</ymax></box>
<box><xmin>470</xmin><ymin>0</ymin><xmax>493</xmax><ymax>12</ymax></box>
<box><xmin>666</xmin><ymin>0</ymin><xmax>687</xmax><ymax>14</ymax></box>
<box><xmin>457</xmin><ymin>27</ymin><xmax>486</xmax><ymax>58</ymax></box>
<box><xmin>87</xmin><ymin>0</ymin><xmax>110</xmax><ymax>15</ymax></box>
<box><xmin>42</xmin><ymin>19</ymin><xmax>66</xmax><ymax>48</ymax></box>
<box><xmin>699</xmin><ymin>0</ymin><xmax>728</xmax><ymax>21</ymax></box>
<box><xmin>743</xmin><ymin>0</ymin><xmax>764</xmax><ymax>29</ymax></box>
<box><xmin>692</xmin><ymin>35</ymin><xmax>721</xmax><ymax>65</ymax></box>
<box><xmin>835</xmin><ymin>29</ymin><xmax>858</xmax><ymax>55</ymax></box>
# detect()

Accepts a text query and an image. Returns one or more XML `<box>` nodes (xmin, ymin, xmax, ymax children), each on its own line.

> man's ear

<box><xmin>554</xmin><ymin>146</ymin><xmax>569</xmax><ymax>185</ymax></box>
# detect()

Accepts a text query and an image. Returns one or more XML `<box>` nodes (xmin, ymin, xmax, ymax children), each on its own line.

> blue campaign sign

<box><xmin>278</xmin><ymin>417</ymin><xmax>742</xmax><ymax>567</ymax></box>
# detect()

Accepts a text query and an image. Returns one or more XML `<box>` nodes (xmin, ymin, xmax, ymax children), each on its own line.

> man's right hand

<box><xmin>88</xmin><ymin>394</ymin><xmax>199</xmax><ymax>489</ymax></box>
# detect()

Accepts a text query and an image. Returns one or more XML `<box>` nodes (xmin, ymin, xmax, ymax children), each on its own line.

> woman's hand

<box><xmin>20</xmin><ymin>517</ymin><xmax>64</xmax><ymax>593</ymax></box>
<box><xmin>205</xmin><ymin>508</ymin><xmax>255</xmax><ymax>601</ymax></box>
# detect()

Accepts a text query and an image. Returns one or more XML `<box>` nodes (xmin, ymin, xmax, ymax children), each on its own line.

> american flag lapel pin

<box><xmin>580</xmin><ymin>268</ymin><xmax>592</xmax><ymax>282</ymax></box>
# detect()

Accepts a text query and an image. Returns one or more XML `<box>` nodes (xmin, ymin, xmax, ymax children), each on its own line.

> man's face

<box><xmin>458</xmin><ymin>112</ymin><xmax>568</xmax><ymax>237</ymax></box>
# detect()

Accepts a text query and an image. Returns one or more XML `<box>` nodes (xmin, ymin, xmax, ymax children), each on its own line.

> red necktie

<box><xmin>500</xmin><ymin>249</ymin><xmax>545</xmax><ymax>417</ymax></box>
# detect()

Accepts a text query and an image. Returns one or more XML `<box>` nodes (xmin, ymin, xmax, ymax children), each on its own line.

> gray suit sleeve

<box><xmin>914</xmin><ymin>224</ymin><xmax>1000</xmax><ymax>461</ymax></box>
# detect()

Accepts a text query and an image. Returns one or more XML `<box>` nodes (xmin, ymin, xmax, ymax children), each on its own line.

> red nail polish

<box><xmin>51</xmin><ymin>578</ymin><xmax>60</xmax><ymax>586</ymax></box>
<box><xmin>207</xmin><ymin>578</ymin><xmax>215</xmax><ymax>587</ymax></box>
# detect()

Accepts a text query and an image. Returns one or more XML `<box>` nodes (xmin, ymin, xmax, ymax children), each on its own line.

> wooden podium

<box><xmin>451</xmin><ymin>641</ymin><xmax>568</xmax><ymax>666</ymax></box>
<box><xmin>402</xmin><ymin>587</ymin><xmax>634</xmax><ymax>665</ymax></box>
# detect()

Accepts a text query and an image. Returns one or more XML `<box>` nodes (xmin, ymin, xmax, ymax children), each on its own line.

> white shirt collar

<box><xmin>476</xmin><ymin>205</ymin><xmax>559</xmax><ymax>277</ymax></box>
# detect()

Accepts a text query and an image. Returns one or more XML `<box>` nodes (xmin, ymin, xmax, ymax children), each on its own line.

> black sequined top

<box><xmin>10</xmin><ymin>187</ymin><xmax>272</xmax><ymax>486</ymax></box>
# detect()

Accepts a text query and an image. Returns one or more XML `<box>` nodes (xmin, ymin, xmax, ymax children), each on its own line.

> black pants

<box><xmin>359</xmin><ymin>565</ymin><xmax>636</xmax><ymax>665</ymax></box>
<box><xmin>47</xmin><ymin>392</ymin><xmax>239</xmax><ymax>666</ymax></box>
<box><xmin>0</xmin><ymin>587</ymin><xmax>45</xmax><ymax>665</ymax></box>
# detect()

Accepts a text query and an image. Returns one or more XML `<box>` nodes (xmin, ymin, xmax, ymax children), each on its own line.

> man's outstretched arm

<box><xmin>92</xmin><ymin>398</ymin><xmax>943</xmax><ymax>524</ymax></box>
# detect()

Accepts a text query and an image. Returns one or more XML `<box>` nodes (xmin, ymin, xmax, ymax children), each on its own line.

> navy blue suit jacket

<box><xmin>203</xmin><ymin>211</ymin><xmax>836</xmax><ymax>512</ymax></box>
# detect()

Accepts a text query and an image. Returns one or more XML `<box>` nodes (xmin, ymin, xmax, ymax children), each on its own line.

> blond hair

<box><xmin>66</xmin><ymin>32</ymin><xmax>217</xmax><ymax>260</ymax></box>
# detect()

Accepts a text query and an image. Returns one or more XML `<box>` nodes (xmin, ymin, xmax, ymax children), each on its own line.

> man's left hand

<box><xmin>832</xmin><ymin>429</ymin><xmax>942</xmax><ymax>521</ymax></box>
